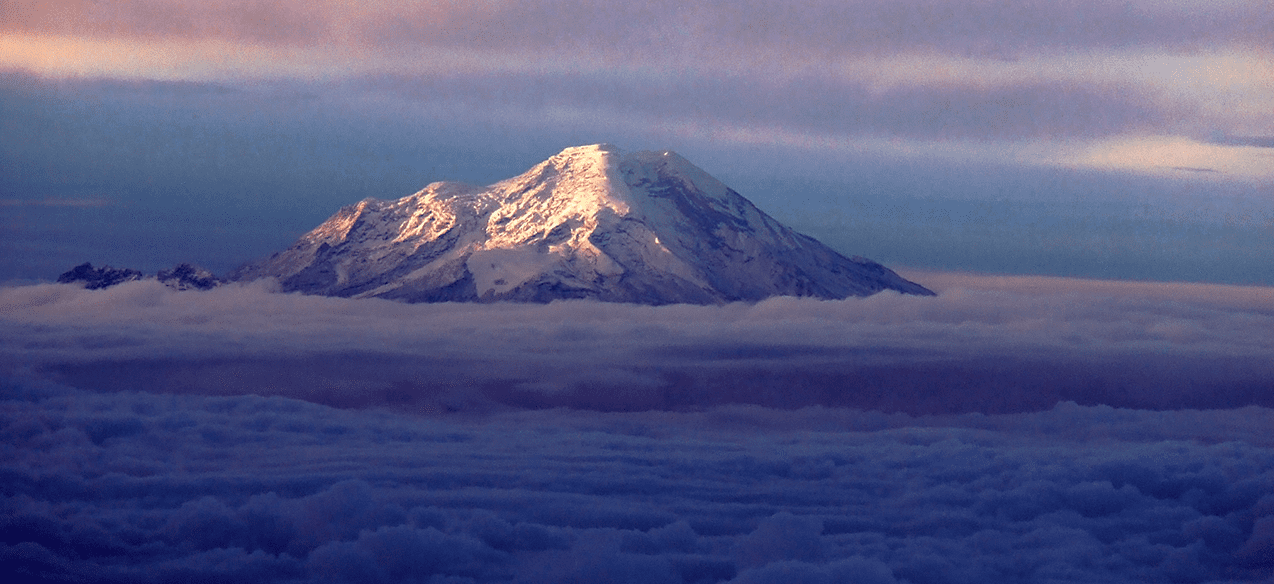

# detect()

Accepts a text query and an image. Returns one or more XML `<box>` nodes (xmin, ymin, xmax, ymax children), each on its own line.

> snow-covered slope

<box><xmin>232</xmin><ymin>144</ymin><xmax>933</xmax><ymax>304</ymax></box>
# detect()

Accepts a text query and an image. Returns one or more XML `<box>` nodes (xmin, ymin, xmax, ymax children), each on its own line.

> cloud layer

<box><xmin>4</xmin><ymin>0</ymin><xmax>1272</xmax><ymax>174</ymax></box>
<box><xmin>3</xmin><ymin>274</ymin><xmax>1273</xmax><ymax>582</ymax></box>
<box><xmin>2</xmin><ymin>273</ymin><xmax>1272</xmax><ymax>416</ymax></box>
<box><xmin>4</xmin><ymin>378</ymin><xmax>1274</xmax><ymax>583</ymax></box>
<box><xmin>8</xmin><ymin>1</ymin><xmax>1269</xmax><ymax>55</ymax></box>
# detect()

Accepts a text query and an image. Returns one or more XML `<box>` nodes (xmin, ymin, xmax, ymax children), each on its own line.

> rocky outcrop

<box><xmin>57</xmin><ymin>263</ymin><xmax>144</xmax><ymax>290</ymax></box>
<box><xmin>57</xmin><ymin>262</ymin><xmax>222</xmax><ymax>291</ymax></box>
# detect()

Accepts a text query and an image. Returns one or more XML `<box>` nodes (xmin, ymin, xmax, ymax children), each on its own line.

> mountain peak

<box><xmin>493</xmin><ymin>143</ymin><xmax>635</xmax><ymax>220</ymax></box>
<box><xmin>537</xmin><ymin>143</ymin><xmax>623</xmax><ymax>171</ymax></box>
<box><xmin>232</xmin><ymin>145</ymin><xmax>933</xmax><ymax>304</ymax></box>
<box><xmin>556</xmin><ymin>142</ymin><xmax>621</xmax><ymax>157</ymax></box>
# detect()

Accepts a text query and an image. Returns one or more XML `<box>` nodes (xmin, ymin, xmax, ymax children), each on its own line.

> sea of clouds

<box><xmin>3</xmin><ymin>273</ymin><xmax>1273</xmax><ymax>582</ymax></box>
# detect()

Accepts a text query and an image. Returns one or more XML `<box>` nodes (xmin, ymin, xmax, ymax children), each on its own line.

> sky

<box><xmin>3</xmin><ymin>2</ymin><xmax>1274</xmax><ymax>582</ymax></box>
<box><xmin>2</xmin><ymin>0</ymin><xmax>1273</xmax><ymax>283</ymax></box>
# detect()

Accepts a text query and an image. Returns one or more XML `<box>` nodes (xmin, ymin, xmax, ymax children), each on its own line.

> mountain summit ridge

<box><xmin>232</xmin><ymin>144</ymin><xmax>933</xmax><ymax>304</ymax></box>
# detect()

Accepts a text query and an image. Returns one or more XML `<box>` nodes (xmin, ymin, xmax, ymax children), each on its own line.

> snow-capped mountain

<box><xmin>232</xmin><ymin>144</ymin><xmax>933</xmax><ymax>304</ymax></box>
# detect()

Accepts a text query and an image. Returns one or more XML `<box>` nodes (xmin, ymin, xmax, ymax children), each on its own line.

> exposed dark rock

<box><xmin>57</xmin><ymin>262</ymin><xmax>223</xmax><ymax>291</ymax></box>
<box><xmin>56</xmin><ymin>263</ymin><xmax>144</xmax><ymax>290</ymax></box>
<box><xmin>157</xmin><ymin>263</ymin><xmax>222</xmax><ymax>291</ymax></box>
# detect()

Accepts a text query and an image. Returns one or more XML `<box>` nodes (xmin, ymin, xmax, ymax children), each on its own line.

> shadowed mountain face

<box><xmin>57</xmin><ymin>263</ymin><xmax>143</xmax><ymax>290</ymax></box>
<box><xmin>233</xmin><ymin>144</ymin><xmax>933</xmax><ymax>304</ymax></box>
<box><xmin>57</xmin><ymin>262</ymin><xmax>223</xmax><ymax>291</ymax></box>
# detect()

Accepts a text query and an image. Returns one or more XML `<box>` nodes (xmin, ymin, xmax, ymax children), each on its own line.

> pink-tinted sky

<box><xmin>2</xmin><ymin>1</ymin><xmax>1273</xmax><ymax>283</ymax></box>
<box><xmin>4</xmin><ymin>0</ymin><xmax>1272</xmax><ymax>176</ymax></box>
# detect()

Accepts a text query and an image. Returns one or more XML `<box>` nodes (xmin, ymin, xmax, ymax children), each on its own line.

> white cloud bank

<box><xmin>2</xmin><ymin>273</ymin><xmax>1271</xmax><ymax>414</ymax></box>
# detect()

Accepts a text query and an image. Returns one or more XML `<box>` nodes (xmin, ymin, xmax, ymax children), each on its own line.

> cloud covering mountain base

<box><xmin>2</xmin><ymin>273</ymin><xmax>1271</xmax><ymax>415</ymax></box>
<box><xmin>3</xmin><ymin>273</ymin><xmax>1273</xmax><ymax>582</ymax></box>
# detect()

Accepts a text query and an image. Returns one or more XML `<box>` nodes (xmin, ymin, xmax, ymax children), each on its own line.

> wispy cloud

<box><xmin>3</xmin><ymin>1</ymin><xmax>1271</xmax><ymax>177</ymax></box>
<box><xmin>1074</xmin><ymin>136</ymin><xmax>1274</xmax><ymax>179</ymax></box>
<box><xmin>0</xmin><ymin>197</ymin><xmax>112</xmax><ymax>208</ymax></box>
<box><xmin>8</xmin><ymin>1</ymin><xmax>1267</xmax><ymax>55</ymax></box>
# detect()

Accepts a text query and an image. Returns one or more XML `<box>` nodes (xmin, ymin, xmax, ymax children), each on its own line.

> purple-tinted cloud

<box><xmin>3</xmin><ymin>238</ymin><xmax>1273</xmax><ymax>582</ymax></box>
<box><xmin>3</xmin><ymin>378</ymin><xmax>1273</xmax><ymax>582</ymax></box>
<box><xmin>2</xmin><ymin>273</ymin><xmax>1271</xmax><ymax>415</ymax></box>
<box><xmin>0</xmin><ymin>198</ymin><xmax>112</xmax><ymax>208</ymax></box>
<box><xmin>356</xmin><ymin>71</ymin><xmax>1179</xmax><ymax>141</ymax></box>
<box><xmin>12</xmin><ymin>1</ymin><xmax>1264</xmax><ymax>56</ymax></box>
<box><xmin>1</xmin><ymin>0</ymin><xmax>328</xmax><ymax>45</ymax></box>
<box><xmin>6</xmin><ymin>1</ymin><xmax>1271</xmax><ymax>180</ymax></box>
<box><xmin>8</xmin><ymin>1</ymin><xmax>1269</xmax><ymax>142</ymax></box>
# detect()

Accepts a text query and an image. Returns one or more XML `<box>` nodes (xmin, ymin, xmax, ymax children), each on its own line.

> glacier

<box><xmin>233</xmin><ymin>144</ymin><xmax>933</xmax><ymax>304</ymax></box>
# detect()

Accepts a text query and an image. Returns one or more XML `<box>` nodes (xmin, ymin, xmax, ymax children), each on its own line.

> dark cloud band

<box><xmin>3</xmin><ymin>379</ymin><xmax>1273</xmax><ymax>583</ymax></box>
